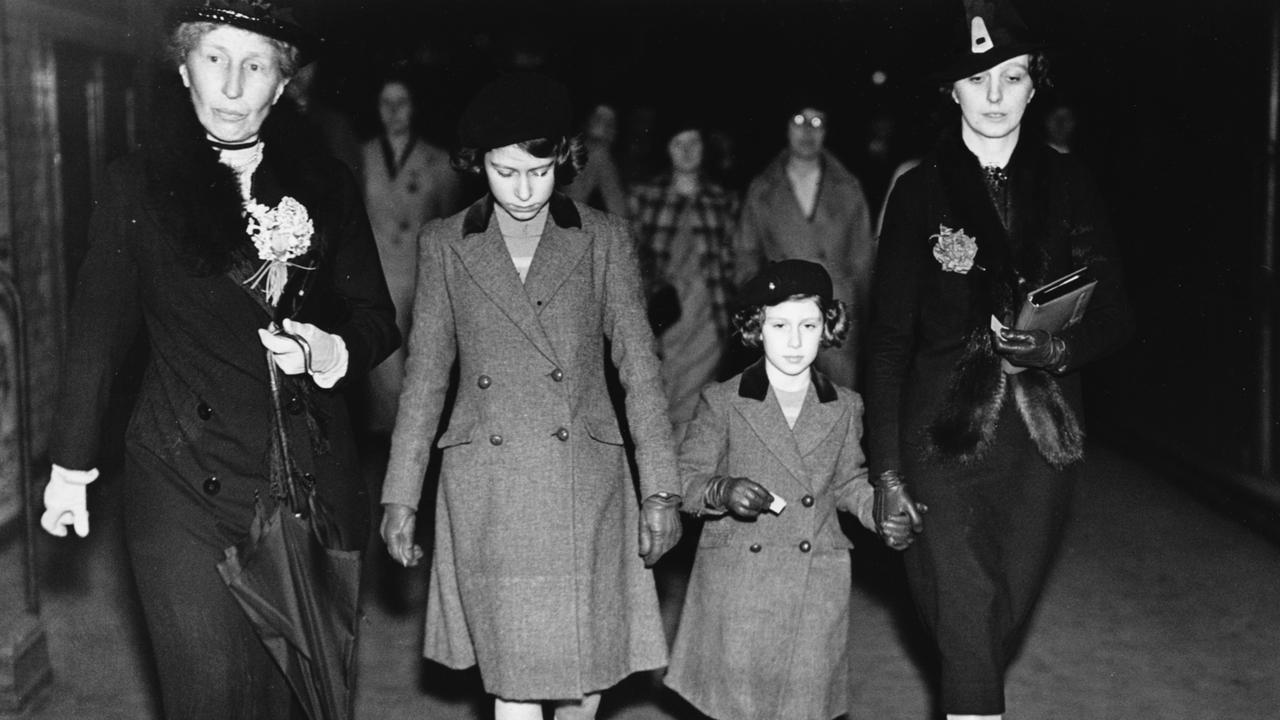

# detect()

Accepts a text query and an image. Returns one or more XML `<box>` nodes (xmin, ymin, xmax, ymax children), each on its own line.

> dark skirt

<box><xmin>902</xmin><ymin>400</ymin><xmax>1078</xmax><ymax>715</ymax></box>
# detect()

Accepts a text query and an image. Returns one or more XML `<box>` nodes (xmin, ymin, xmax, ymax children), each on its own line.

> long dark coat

<box><xmin>49</xmin><ymin>89</ymin><xmax>399</xmax><ymax>719</ymax></box>
<box><xmin>381</xmin><ymin>193</ymin><xmax>680</xmax><ymax>700</ymax></box>
<box><xmin>865</xmin><ymin>127</ymin><xmax>1132</xmax><ymax>714</ymax></box>
<box><xmin>664</xmin><ymin>361</ymin><xmax>874</xmax><ymax>720</ymax></box>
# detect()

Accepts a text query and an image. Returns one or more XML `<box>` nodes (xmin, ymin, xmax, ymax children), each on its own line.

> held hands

<box><xmin>41</xmin><ymin>464</ymin><xmax>100</xmax><ymax>538</ymax></box>
<box><xmin>257</xmin><ymin>318</ymin><xmax>349</xmax><ymax>388</ymax></box>
<box><xmin>704</xmin><ymin>476</ymin><xmax>774</xmax><ymax>519</ymax></box>
<box><xmin>992</xmin><ymin>327</ymin><xmax>1068</xmax><ymax>370</ymax></box>
<box><xmin>872</xmin><ymin>470</ymin><xmax>927</xmax><ymax>551</ymax></box>
<box><xmin>381</xmin><ymin>503</ymin><xmax>424</xmax><ymax>568</ymax></box>
<box><xmin>638</xmin><ymin>493</ymin><xmax>682</xmax><ymax>567</ymax></box>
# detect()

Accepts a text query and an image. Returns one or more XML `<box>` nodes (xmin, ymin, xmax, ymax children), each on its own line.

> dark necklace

<box><xmin>380</xmin><ymin>135</ymin><xmax>418</xmax><ymax>181</ymax></box>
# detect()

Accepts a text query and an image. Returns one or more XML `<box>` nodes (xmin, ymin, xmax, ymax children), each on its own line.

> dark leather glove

<box><xmin>992</xmin><ymin>327</ymin><xmax>1068</xmax><ymax>369</ymax></box>
<box><xmin>639</xmin><ymin>493</ymin><xmax>682</xmax><ymax>567</ymax></box>
<box><xmin>704</xmin><ymin>476</ymin><xmax>774</xmax><ymax>519</ymax></box>
<box><xmin>873</xmin><ymin>470</ymin><xmax>926</xmax><ymax>548</ymax></box>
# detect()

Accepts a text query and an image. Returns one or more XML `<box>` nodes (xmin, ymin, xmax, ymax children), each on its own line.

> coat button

<box><xmin>286</xmin><ymin>395</ymin><xmax>304</xmax><ymax>415</ymax></box>
<box><xmin>477</xmin><ymin>375</ymin><xmax>492</xmax><ymax>389</ymax></box>
<box><xmin>550</xmin><ymin>368</ymin><xmax>564</xmax><ymax>382</ymax></box>
<box><xmin>202</xmin><ymin>476</ymin><xmax>221</xmax><ymax>495</ymax></box>
<box><xmin>554</xmin><ymin>427</ymin><xmax>569</xmax><ymax>441</ymax></box>
<box><xmin>197</xmin><ymin>402</ymin><xmax>213</xmax><ymax>420</ymax></box>
<box><xmin>749</xmin><ymin>543</ymin><xmax>762</xmax><ymax>553</ymax></box>
<box><xmin>799</xmin><ymin>540</ymin><xmax>812</xmax><ymax>553</ymax></box>
<box><xmin>489</xmin><ymin>434</ymin><xmax>503</xmax><ymax>446</ymax></box>
<box><xmin>801</xmin><ymin>494</ymin><xmax>814</xmax><ymax>507</ymax></box>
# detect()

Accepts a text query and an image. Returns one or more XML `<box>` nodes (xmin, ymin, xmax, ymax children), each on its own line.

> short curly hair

<box><xmin>168</xmin><ymin>21</ymin><xmax>301</xmax><ymax>79</ymax></box>
<box><xmin>732</xmin><ymin>294</ymin><xmax>850</xmax><ymax>349</ymax></box>
<box><xmin>451</xmin><ymin>135</ymin><xmax>587</xmax><ymax>187</ymax></box>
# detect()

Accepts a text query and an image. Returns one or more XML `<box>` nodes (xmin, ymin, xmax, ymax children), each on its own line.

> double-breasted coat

<box><xmin>381</xmin><ymin>193</ymin><xmax>680</xmax><ymax>700</ymax></box>
<box><xmin>49</xmin><ymin>94</ymin><xmax>399</xmax><ymax>719</ymax></box>
<box><xmin>664</xmin><ymin>360</ymin><xmax>874</xmax><ymax>720</ymax></box>
<box><xmin>737</xmin><ymin>150</ymin><xmax>877</xmax><ymax>387</ymax></box>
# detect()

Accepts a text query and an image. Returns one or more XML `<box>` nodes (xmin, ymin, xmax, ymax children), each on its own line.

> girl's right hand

<box><xmin>706</xmin><ymin>476</ymin><xmax>774</xmax><ymax>519</ymax></box>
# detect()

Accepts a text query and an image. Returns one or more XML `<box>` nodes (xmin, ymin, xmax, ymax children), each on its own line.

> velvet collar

<box><xmin>462</xmin><ymin>192</ymin><xmax>582</xmax><ymax>236</ymax></box>
<box><xmin>737</xmin><ymin>358</ymin><xmax>838</xmax><ymax>403</ymax></box>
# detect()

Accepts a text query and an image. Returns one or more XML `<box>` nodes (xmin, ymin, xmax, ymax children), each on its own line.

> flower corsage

<box><xmin>931</xmin><ymin>224</ymin><xmax>979</xmax><ymax>274</ymax></box>
<box><xmin>243</xmin><ymin>196</ymin><xmax>315</xmax><ymax>306</ymax></box>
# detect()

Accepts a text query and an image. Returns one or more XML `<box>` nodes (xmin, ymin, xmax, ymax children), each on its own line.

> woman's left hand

<box><xmin>638</xmin><ymin>493</ymin><xmax>682</xmax><ymax>567</ymax></box>
<box><xmin>258</xmin><ymin>319</ymin><xmax>349</xmax><ymax>387</ymax></box>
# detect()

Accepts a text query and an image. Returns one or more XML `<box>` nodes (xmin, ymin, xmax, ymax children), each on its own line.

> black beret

<box><xmin>176</xmin><ymin>0</ymin><xmax>321</xmax><ymax>65</ymax></box>
<box><xmin>738</xmin><ymin>259</ymin><xmax>833</xmax><ymax>307</ymax></box>
<box><xmin>458</xmin><ymin>72</ymin><xmax>572</xmax><ymax>150</ymax></box>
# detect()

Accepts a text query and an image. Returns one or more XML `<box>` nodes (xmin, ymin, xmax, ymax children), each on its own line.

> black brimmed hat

<box><xmin>739</xmin><ymin>260</ymin><xmax>834</xmax><ymax>307</ymax></box>
<box><xmin>177</xmin><ymin>0</ymin><xmax>320</xmax><ymax>65</ymax></box>
<box><xmin>934</xmin><ymin>0</ymin><xmax>1043</xmax><ymax>83</ymax></box>
<box><xmin>457</xmin><ymin>72</ymin><xmax>573</xmax><ymax>150</ymax></box>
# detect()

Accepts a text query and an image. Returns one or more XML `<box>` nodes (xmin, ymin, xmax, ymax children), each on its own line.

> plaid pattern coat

<box><xmin>628</xmin><ymin>177</ymin><xmax>741</xmax><ymax>339</ymax></box>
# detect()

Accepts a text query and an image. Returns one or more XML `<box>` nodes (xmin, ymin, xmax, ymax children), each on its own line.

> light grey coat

<box><xmin>664</xmin><ymin>361</ymin><xmax>874</xmax><ymax>720</ymax></box>
<box><xmin>382</xmin><ymin>194</ymin><xmax>679</xmax><ymax>700</ymax></box>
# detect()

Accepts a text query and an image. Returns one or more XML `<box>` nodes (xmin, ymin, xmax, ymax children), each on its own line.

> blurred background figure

<box><xmin>361</xmin><ymin>71</ymin><xmax>462</xmax><ymax>435</ymax></box>
<box><xmin>620</xmin><ymin>104</ymin><xmax>663</xmax><ymax>187</ymax></box>
<box><xmin>737</xmin><ymin>103</ymin><xmax>876</xmax><ymax>389</ymax></box>
<box><xmin>284</xmin><ymin>59</ymin><xmax>362</xmax><ymax>176</ymax></box>
<box><xmin>630</xmin><ymin>120</ymin><xmax>741</xmax><ymax>447</ymax></box>
<box><xmin>566</xmin><ymin>102</ymin><xmax>629</xmax><ymax>217</ymax></box>
<box><xmin>1042</xmin><ymin>98</ymin><xmax>1079</xmax><ymax>154</ymax></box>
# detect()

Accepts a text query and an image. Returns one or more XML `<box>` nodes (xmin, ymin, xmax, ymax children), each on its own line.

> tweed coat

<box><xmin>664</xmin><ymin>360</ymin><xmax>874</xmax><ymax>720</ymax></box>
<box><xmin>737</xmin><ymin>150</ymin><xmax>876</xmax><ymax>387</ymax></box>
<box><xmin>381</xmin><ymin>193</ymin><xmax>680</xmax><ymax>700</ymax></box>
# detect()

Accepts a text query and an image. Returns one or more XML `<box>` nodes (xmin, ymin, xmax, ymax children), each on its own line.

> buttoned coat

<box><xmin>381</xmin><ymin>193</ymin><xmax>680</xmax><ymax>700</ymax></box>
<box><xmin>664</xmin><ymin>360</ymin><xmax>874</xmax><ymax>720</ymax></box>
<box><xmin>737</xmin><ymin>150</ymin><xmax>876</xmax><ymax>387</ymax></box>
<box><xmin>47</xmin><ymin>92</ymin><xmax>399</xmax><ymax>719</ymax></box>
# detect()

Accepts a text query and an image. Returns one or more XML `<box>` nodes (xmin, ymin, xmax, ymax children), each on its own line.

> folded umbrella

<box><xmin>217</xmin><ymin>346</ymin><xmax>361</xmax><ymax>720</ymax></box>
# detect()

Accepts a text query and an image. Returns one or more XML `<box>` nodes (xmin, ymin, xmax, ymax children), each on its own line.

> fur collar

<box><xmin>462</xmin><ymin>192</ymin><xmax>582</xmax><ymax>236</ymax></box>
<box><xmin>142</xmin><ymin>78</ymin><xmax>333</xmax><ymax>285</ymax></box>
<box><xmin>737</xmin><ymin>358</ymin><xmax>838</xmax><ymax>403</ymax></box>
<box><xmin>925</xmin><ymin>128</ymin><xmax>1084</xmax><ymax>469</ymax></box>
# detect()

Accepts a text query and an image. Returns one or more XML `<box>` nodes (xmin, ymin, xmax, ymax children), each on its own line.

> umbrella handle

<box><xmin>265</xmin><ymin>346</ymin><xmax>306</xmax><ymax>514</ymax></box>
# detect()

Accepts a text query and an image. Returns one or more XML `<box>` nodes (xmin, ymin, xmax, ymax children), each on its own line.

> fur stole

<box><xmin>142</xmin><ymin>78</ymin><xmax>333</xmax><ymax>294</ymax></box>
<box><xmin>925</xmin><ymin>128</ymin><xmax>1084</xmax><ymax>469</ymax></box>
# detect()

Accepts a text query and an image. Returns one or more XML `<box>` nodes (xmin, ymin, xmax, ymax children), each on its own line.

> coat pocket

<box><xmin>583</xmin><ymin>415</ymin><xmax>625</xmax><ymax>446</ymax></box>
<box><xmin>436</xmin><ymin>419</ymin><xmax>477</xmax><ymax>449</ymax></box>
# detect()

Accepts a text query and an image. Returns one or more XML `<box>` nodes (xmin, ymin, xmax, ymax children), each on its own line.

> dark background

<box><xmin>155</xmin><ymin>0</ymin><xmax>1280</xmax><ymax>477</ymax></box>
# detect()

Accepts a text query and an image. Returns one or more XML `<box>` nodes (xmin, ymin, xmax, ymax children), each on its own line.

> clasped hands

<box><xmin>381</xmin><ymin>494</ymin><xmax>685</xmax><ymax>569</ymax></box>
<box><xmin>873</xmin><ymin>470</ymin><xmax>927</xmax><ymax>551</ymax></box>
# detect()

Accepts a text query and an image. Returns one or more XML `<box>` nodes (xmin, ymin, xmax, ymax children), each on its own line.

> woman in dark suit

<box><xmin>39</xmin><ymin>2</ymin><xmax>398</xmax><ymax>717</ymax></box>
<box><xmin>865</xmin><ymin>2</ymin><xmax>1132</xmax><ymax>718</ymax></box>
<box><xmin>379</xmin><ymin>73</ymin><xmax>682</xmax><ymax>720</ymax></box>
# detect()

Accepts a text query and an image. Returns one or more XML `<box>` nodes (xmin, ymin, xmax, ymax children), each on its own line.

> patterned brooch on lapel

<box><xmin>243</xmin><ymin>196</ymin><xmax>315</xmax><ymax>306</ymax></box>
<box><xmin>931</xmin><ymin>224</ymin><xmax>979</xmax><ymax>274</ymax></box>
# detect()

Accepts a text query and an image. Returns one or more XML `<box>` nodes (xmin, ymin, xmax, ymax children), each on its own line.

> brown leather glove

<box><xmin>704</xmin><ymin>476</ymin><xmax>774</xmax><ymax>519</ymax></box>
<box><xmin>993</xmin><ymin>327</ymin><xmax>1068</xmax><ymax>370</ymax></box>
<box><xmin>872</xmin><ymin>470</ymin><xmax>926</xmax><ymax>549</ymax></box>
<box><xmin>638</xmin><ymin>493</ymin><xmax>682</xmax><ymax>567</ymax></box>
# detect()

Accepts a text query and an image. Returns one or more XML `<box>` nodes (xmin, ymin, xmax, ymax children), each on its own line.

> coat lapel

<box><xmin>791</xmin><ymin>384</ymin><xmax>847</xmax><ymax>461</ymax></box>
<box><xmin>452</xmin><ymin>208</ymin><xmax>558</xmax><ymax>364</ymax></box>
<box><xmin>523</xmin><ymin>221</ymin><xmax>590</xmax><ymax>313</ymax></box>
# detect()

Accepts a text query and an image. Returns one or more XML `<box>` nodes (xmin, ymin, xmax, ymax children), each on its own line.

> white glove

<box><xmin>42</xmin><ymin>464</ymin><xmax>99</xmax><ymax>538</ymax></box>
<box><xmin>257</xmin><ymin>318</ymin><xmax>349</xmax><ymax>388</ymax></box>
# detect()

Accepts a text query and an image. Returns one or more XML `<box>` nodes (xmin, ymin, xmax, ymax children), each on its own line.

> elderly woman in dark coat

<box><xmin>38</xmin><ymin>1</ymin><xmax>399</xmax><ymax>718</ymax></box>
<box><xmin>865</xmin><ymin>2</ymin><xmax>1132</xmax><ymax>718</ymax></box>
<box><xmin>379</xmin><ymin>73</ymin><xmax>682</xmax><ymax>720</ymax></box>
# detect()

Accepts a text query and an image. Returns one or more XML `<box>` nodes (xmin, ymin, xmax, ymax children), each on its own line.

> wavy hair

<box><xmin>451</xmin><ymin>135</ymin><xmax>587</xmax><ymax>187</ymax></box>
<box><xmin>732</xmin><ymin>295</ymin><xmax>850</xmax><ymax>349</ymax></box>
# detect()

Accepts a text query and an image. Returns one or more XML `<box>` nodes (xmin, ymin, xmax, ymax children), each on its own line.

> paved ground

<box><xmin>6</xmin><ymin>443</ymin><xmax>1279</xmax><ymax>719</ymax></box>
